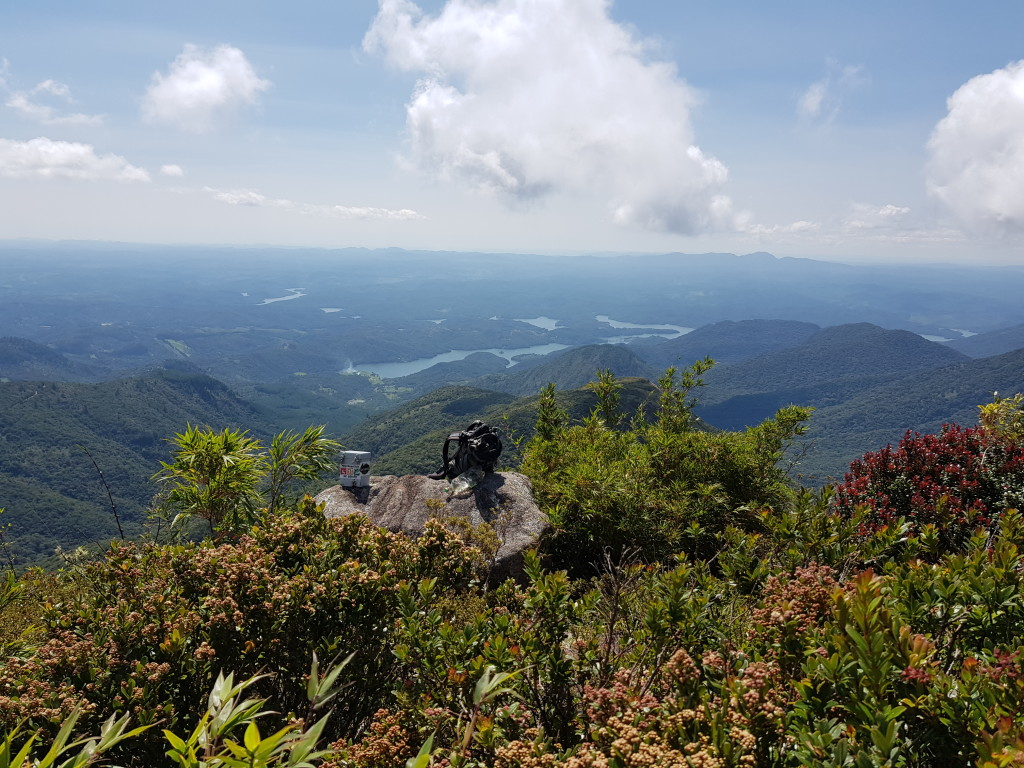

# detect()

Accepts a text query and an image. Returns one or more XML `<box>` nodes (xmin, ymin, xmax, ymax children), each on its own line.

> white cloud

<box><xmin>3</xmin><ymin>76</ymin><xmax>104</xmax><ymax>126</ymax></box>
<box><xmin>0</xmin><ymin>137</ymin><xmax>149</xmax><ymax>181</ymax></box>
<box><xmin>797</xmin><ymin>82</ymin><xmax>827</xmax><ymax>120</ymax></box>
<box><xmin>208</xmin><ymin>188</ymin><xmax>295</xmax><ymax>208</ymax></box>
<box><xmin>797</xmin><ymin>60</ymin><xmax>865</xmax><ymax>123</ymax></box>
<box><xmin>160</xmin><ymin>164</ymin><xmax>185</xmax><ymax>177</ymax></box>
<box><xmin>142</xmin><ymin>44</ymin><xmax>270</xmax><ymax>133</ymax></box>
<box><xmin>741</xmin><ymin>202</ymin><xmax>966</xmax><ymax>248</ymax></box>
<box><xmin>364</xmin><ymin>0</ymin><xmax>740</xmax><ymax>235</ymax></box>
<box><xmin>33</xmin><ymin>79</ymin><xmax>71</xmax><ymax>99</ymax></box>
<box><xmin>843</xmin><ymin>203</ymin><xmax>912</xmax><ymax>231</ymax></box>
<box><xmin>926</xmin><ymin>60</ymin><xmax>1024</xmax><ymax>233</ymax></box>
<box><xmin>6</xmin><ymin>93</ymin><xmax>104</xmax><ymax>126</ymax></box>
<box><xmin>744</xmin><ymin>220</ymin><xmax>819</xmax><ymax>236</ymax></box>
<box><xmin>205</xmin><ymin>187</ymin><xmax>423</xmax><ymax>220</ymax></box>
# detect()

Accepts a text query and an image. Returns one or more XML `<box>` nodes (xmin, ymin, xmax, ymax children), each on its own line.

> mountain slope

<box><xmin>945</xmin><ymin>323</ymin><xmax>1024</xmax><ymax>358</ymax></box>
<box><xmin>339</xmin><ymin>385</ymin><xmax>519</xmax><ymax>461</ymax></box>
<box><xmin>471</xmin><ymin>344</ymin><xmax>657</xmax><ymax>397</ymax></box>
<box><xmin>346</xmin><ymin>378</ymin><xmax>659</xmax><ymax>476</ymax></box>
<box><xmin>695</xmin><ymin>324</ymin><xmax>970</xmax><ymax>430</ymax></box>
<box><xmin>637</xmin><ymin>319</ymin><xmax>821</xmax><ymax>369</ymax></box>
<box><xmin>796</xmin><ymin>347</ymin><xmax>1024</xmax><ymax>482</ymax></box>
<box><xmin>0</xmin><ymin>371</ymin><xmax>268</xmax><ymax>567</ymax></box>
<box><xmin>0</xmin><ymin>336</ymin><xmax>97</xmax><ymax>382</ymax></box>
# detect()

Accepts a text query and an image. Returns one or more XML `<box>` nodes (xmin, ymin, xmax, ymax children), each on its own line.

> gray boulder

<box><xmin>314</xmin><ymin>472</ymin><xmax>549</xmax><ymax>584</ymax></box>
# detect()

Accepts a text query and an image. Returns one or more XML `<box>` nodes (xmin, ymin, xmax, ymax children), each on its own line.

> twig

<box><xmin>79</xmin><ymin>445</ymin><xmax>126</xmax><ymax>541</ymax></box>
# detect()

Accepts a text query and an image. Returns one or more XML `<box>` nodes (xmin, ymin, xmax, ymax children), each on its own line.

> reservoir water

<box><xmin>595</xmin><ymin>315</ymin><xmax>692</xmax><ymax>338</ymax></box>
<box><xmin>347</xmin><ymin>342</ymin><xmax>569</xmax><ymax>379</ymax></box>
<box><xmin>346</xmin><ymin>315</ymin><xmax>693</xmax><ymax>380</ymax></box>
<box><xmin>259</xmin><ymin>288</ymin><xmax>306</xmax><ymax>305</ymax></box>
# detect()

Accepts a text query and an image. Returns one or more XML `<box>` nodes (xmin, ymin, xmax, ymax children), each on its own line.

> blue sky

<box><xmin>1</xmin><ymin>0</ymin><xmax>1023</xmax><ymax>263</ymax></box>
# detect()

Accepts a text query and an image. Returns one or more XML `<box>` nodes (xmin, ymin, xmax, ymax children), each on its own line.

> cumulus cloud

<box><xmin>363</xmin><ymin>0</ymin><xmax>740</xmax><ymax>234</ymax></box>
<box><xmin>160</xmin><ymin>164</ymin><xmax>185</xmax><ymax>177</ymax></box>
<box><xmin>0</xmin><ymin>137</ymin><xmax>149</xmax><ymax>181</ymax></box>
<box><xmin>926</xmin><ymin>60</ymin><xmax>1024</xmax><ymax>233</ymax></box>
<box><xmin>204</xmin><ymin>186</ymin><xmax>423</xmax><ymax>220</ymax></box>
<box><xmin>142</xmin><ymin>44</ymin><xmax>270</xmax><ymax>133</ymax></box>
<box><xmin>797</xmin><ymin>60</ymin><xmax>865</xmax><ymax>122</ymax></box>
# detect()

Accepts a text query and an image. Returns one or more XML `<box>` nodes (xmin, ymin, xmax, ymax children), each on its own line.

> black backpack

<box><xmin>427</xmin><ymin>421</ymin><xmax>503</xmax><ymax>481</ymax></box>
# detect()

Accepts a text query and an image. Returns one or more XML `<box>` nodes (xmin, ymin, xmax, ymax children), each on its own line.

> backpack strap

<box><xmin>427</xmin><ymin>431</ymin><xmax>465</xmax><ymax>480</ymax></box>
<box><xmin>441</xmin><ymin>431</ymin><xmax>465</xmax><ymax>474</ymax></box>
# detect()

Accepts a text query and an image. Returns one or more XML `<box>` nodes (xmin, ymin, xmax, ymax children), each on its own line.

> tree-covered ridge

<box><xmin>0</xmin><ymin>337</ymin><xmax>97</xmax><ymax>383</ymax></box>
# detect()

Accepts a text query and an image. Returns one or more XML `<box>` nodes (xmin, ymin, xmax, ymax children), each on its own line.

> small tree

<box><xmin>534</xmin><ymin>382</ymin><xmax>568</xmax><ymax>441</ymax></box>
<box><xmin>265</xmin><ymin>425</ymin><xmax>342</xmax><ymax>514</ymax></box>
<box><xmin>656</xmin><ymin>357</ymin><xmax>713</xmax><ymax>433</ymax></box>
<box><xmin>586</xmin><ymin>369</ymin><xmax>623</xmax><ymax>429</ymax></box>
<box><xmin>154</xmin><ymin>425</ymin><xmax>267</xmax><ymax>539</ymax></box>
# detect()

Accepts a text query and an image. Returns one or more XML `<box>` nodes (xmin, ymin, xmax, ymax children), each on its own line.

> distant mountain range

<box><xmin>693</xmin><ymin>323</ymin><xmax>970</xmax><ymax>430</ymax></box>
<box><xmin>637</xmin><ymin>319</ymin><xmax>821</xmax><ymax>368</ymax></box>
<box><xmin>5</xmin><ymin>246</ymin><xmax>1024</xmax><ymax>387</ymax></box>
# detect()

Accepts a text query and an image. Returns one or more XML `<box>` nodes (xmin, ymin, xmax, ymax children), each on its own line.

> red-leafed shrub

<box><xmin>833</xmin><ymin>423</ymin><xmax>1024</xmax><ymax>550</ymax></box>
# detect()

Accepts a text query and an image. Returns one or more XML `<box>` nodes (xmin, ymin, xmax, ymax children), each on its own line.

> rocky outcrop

<box><xmin>315</xmin><ymin>472</ymin><xmax>548</xmax><ymax>584</ymax></box>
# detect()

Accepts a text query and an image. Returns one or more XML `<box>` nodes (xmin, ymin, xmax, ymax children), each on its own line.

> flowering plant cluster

<box><xmin>3</xmin><ymin>497</ymin><xmax>1024</xmax><ymax>767</ymax></box>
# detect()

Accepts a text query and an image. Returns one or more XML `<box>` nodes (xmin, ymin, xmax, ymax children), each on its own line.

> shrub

<box><xmin>833</xmin><ymin>423</ymin><xmax>1024</xmax><ymax>553</ymax></box>
<box><xmin>153</xmin><ymin>424</ymin><xmax>342</xmax><ymax>540</ymax></box>
<box><xmin>520</xmin><ymin>364</ymin><xmax>810</xmax><ymax>572</ymax></box>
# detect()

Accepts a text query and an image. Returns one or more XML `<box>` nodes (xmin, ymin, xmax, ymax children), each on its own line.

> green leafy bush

<box><xmin>520</xmin><ymin>364</ymin><xmax>811</xmax><ymax>571</ymax></box>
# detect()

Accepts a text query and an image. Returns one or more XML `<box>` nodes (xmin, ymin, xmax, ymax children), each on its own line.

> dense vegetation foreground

<box><xmin>2</xmin><ymin>369</ymin><xmax>1024</xmax><ymax>767</ymax></box>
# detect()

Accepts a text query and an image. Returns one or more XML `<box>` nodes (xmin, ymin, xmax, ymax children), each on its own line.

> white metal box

<box><xmin>338</xmin><ymin>450</ymin><xmax>371</xmax><ymax>488</ymax></box>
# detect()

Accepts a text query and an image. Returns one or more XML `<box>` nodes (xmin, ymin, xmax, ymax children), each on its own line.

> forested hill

<box><xmin>0</xmin><ymin>336</ymin><xmax>98</xmax><ymax>382</ymax></box>
<box><xmin>946</xmin><ymin>322</ymin><xmax>1024</xmax><ymax>358</ymax></box>
<box><xmin>694</xmin><ymin>323</ymin><xmax>969</xmax><ymax>430</ymax></box>
<box><xmin>341</xmin><ymin>378</ymin><xmax>660</xmax><ymax>476</ymax></box>
<box><xmin>797</xmin><ymin>346</ymin><xmax>1024</xmax><ymax>482</ymax></box>
<box><xmin>338</xmin><ymin>385</ymin><xmax>518</xmax><ymax>461</ymax></box>
<box><xmin>471</xmin><ymin>344</ymin><xmax>658</xmax><ymax>396</ymax></box>
<box><xmin>638</xmin><ymin>319</ymin><xmax>821</xmax><ymax>369</ymax></box>
<box><xmin>0</xmin><ymin>370</ymin><xmax>268</xmax><ymax>565</ymax></box>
